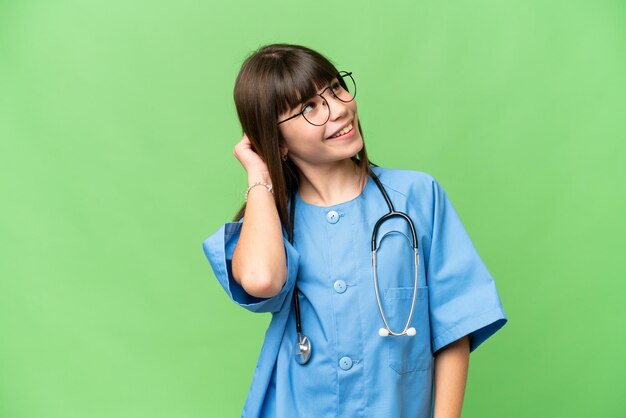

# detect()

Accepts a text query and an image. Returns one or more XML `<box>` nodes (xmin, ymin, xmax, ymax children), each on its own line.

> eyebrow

<box><xmin>301</xmin><ymin>77</ymin><xmax>339</xmax><ymax>102</ymax></box>
<box><xmin>293</xmin><ymin>77</ymin><xmax>339</xmax><ymax>109</ymax></box>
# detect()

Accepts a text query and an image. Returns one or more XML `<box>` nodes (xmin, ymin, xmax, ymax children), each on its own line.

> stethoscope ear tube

<box><xmin>370</xmin><ymin>170</ymin><xmax>420</xmax><ymax>338</ymax></box>
<box><xmin>379</xmin><ymin>327</ymin><xmax>416</xmax><ymax>337</ymax></box>
<box><xmin>372</xmin><ymin>247</ymin><xmax>420</xmax><ymax>337</ymax></box>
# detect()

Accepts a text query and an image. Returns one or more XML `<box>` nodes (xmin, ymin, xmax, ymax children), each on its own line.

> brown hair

<box><xmin>232</xmin><ymin>43</ymin><xmax>375</xmax><ymax>235</ymax></box>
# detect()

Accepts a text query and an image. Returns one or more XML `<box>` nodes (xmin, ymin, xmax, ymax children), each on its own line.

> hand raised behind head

<box><xmin>233</xmin><ymin>134</ymin><xmax>270</xmax><ymax>178</ymax></box>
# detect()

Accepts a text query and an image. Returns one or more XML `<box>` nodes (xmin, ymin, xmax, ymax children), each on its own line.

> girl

<box><xmin>203</xmin><ymin>43</ymin><xmax>507</xmax><ymax>418</ymax></box>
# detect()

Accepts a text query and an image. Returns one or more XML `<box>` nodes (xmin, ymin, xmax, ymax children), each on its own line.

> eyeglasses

<box><xmin>277</xmin><ymin>71</ymin><xmax>357</xmax><ymax>126</ymax></box>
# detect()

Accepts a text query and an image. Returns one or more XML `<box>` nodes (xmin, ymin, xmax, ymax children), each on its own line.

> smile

<box><xmin>328</xmin><ymin>122</ymin><xmax>354</xmax><ymax>139</ymax></box>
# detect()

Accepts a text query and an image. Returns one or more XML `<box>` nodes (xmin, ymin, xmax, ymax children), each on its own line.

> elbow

<box><xmin>237</xmin><ymin>269</ymin><xmax>287</xmax><ymax>299</ymax></box>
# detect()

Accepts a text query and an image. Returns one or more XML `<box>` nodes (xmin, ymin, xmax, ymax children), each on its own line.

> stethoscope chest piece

<box><xmin>295</xmin><ymin>334</ymin><xmax>312</xmax><ymax>365</ymax></box>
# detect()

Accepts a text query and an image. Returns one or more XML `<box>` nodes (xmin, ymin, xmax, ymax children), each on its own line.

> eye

<box><xmin>302</xmin><ymin>100</ymin><xmax>317</xmax><ymax>114</ymax></box>
<box><xmin>331</xmin><ymin>80</ymin><xmax>343</xmax><ymax>92</ymax></box>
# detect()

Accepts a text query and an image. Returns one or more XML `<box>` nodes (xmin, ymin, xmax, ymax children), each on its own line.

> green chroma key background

<box><xmin>1</xmin><ymin>0</ymin><xmax>624</xmax><ymax>417</ymax></box>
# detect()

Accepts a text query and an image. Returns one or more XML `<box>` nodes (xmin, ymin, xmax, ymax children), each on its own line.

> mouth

<box><xmin>327</xmin><ymin>120</ymin><xmax>354</xmax><ymax>139</ymax></box>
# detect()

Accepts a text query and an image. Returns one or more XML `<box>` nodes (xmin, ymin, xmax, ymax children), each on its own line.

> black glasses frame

<box><xmin>276</xmin><ymin>71</ymin><xmax>356</xmax><ymax>126</ymax></box>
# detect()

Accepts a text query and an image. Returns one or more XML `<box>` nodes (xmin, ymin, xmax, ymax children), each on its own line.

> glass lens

<box><xmin>333</xmin><ymin>72</ymin><xmax>356</xmax><ymax>102</ymax></box>
<box><xmin>301</xmin><ymin>95</ymin><xmax>329</xmax><ymax>126</ymax></box>
<box><xmin>300</xmin><ymin>72</ymin><xmax>356</xmax><ymax>126</ymax></box>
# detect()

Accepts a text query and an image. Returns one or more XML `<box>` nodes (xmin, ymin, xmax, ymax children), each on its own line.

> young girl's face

<box><xmin>277</xmin><ymin>77</ymin><xmax>363</xmax><ymax>171</ymax></box>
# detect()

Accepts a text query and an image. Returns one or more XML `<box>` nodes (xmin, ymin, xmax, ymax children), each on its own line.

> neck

<box><xmin>297</xmin><ymin>159</ymin><xmax>367</xmax><ymax>206</ymax></box>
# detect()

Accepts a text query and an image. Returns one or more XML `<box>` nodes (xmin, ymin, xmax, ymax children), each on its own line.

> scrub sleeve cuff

<box><xmin>202</xmin><ymin>221</ymin><xmax>300</xmax><ymax>314</ymax></box>
<box><xmin>432</xmin><ymin>304</ymin><xmax>508</xmax><ymax>353</ymax></box>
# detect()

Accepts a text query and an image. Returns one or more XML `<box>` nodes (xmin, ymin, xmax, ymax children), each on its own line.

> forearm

<box><xmin>231</xmin><ymin>171</ymin><xmax>287</xmax><ymax>298</ymax></box>
<box><xmin>433</xmin><ymin>335</ymin><xmax>470</xmax><ymax>418</ymax></box>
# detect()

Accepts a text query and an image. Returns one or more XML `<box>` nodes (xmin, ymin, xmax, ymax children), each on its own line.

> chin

<box><xmin>353</xmin><ymin>131</ymin><xmax>364</xmax><ymax>151</ymax></box>
<box><xmin>346</xmin><ymin>140</ymin><xmax>364</xmax><ymax>161</ymax></box>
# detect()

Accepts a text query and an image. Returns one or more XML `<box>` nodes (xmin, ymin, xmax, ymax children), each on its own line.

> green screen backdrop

<box><xmin>1</xmin><ymin>0</ymin><xmax>625</xmax><ymax>417</ymax></box>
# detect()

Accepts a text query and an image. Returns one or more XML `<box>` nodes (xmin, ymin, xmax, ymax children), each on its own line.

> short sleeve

<box><xmin>202</xmin><ymin>220</ymin><xmax>300</xmax><ymax>313</ymax></box>
<box><xmin>427</xmin><ymin>179</ymin><xmax>507</xmax><ymax>353</ymax></box>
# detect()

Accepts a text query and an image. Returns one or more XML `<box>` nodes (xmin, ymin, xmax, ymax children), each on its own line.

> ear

<box><xmin>279</xmin><ymin>143</ymin><xmax>289</xmax><ymax>158</ymax></box>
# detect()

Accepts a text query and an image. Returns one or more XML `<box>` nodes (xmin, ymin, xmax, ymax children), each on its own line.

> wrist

<box><xmin>245</xmin><ymin>181</ymin><xmax>273</xmax><ymax>202</ymax></box>
<box><xmin>247</xmin><ymin>171</ymin><xmax>271</xmax><ymax>186</ymax></box>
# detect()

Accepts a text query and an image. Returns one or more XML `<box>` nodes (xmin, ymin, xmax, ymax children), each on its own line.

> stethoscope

<box><xmin>288</xmin><ymin>169</ymin><xmax>420</xmax><ymax>365</ymax></box>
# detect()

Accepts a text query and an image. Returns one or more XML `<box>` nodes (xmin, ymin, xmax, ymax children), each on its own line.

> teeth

<box><xmin>330</xmin><ymin>123</ymin><xmax>353</xmax><ymax>138</ymax></box>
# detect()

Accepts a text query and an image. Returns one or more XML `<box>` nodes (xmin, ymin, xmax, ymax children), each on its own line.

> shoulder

<box><xmin>369</xmin><ymin>165</ymin><xmax>440</xmax><ymax>198</ymax></box>
<box><xmin>366</xmin><ymin>165</ymin><xmax>444</xmax><ymax>245</ymax></box>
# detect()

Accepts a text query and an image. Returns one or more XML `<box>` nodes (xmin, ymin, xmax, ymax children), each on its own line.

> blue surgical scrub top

<box><xmin>203</xmin><ymin>166</ymin><xmax>507</xmax><ymax>418</ymax></box>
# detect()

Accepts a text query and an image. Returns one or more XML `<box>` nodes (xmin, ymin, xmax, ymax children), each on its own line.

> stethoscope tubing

<box><xmin>368</xmin><ymin>171</ymin><xmax>420</xmax><ymax>337</ymax></box>
<box><xmin>288</xmin><ymin>169</ymin><xmax>420</xmax><ymax>365</ymax></box>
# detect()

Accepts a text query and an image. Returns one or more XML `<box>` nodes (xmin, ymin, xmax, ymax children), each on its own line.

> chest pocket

<box><xmin>385</xmin><ymin>286</ymin><xmax>433</xmax><ymax>374</ymax></box>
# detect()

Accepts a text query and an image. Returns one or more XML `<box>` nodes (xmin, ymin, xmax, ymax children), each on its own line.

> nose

<box><xmin>324</xmin><ymin>93</ymin><xmax>349</xmax><ymax>121</ymax></box>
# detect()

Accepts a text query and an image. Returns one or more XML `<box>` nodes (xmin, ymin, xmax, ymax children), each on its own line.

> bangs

<box><xmin>274</xmin><ymin>65</ymin><xmax>337</xmax><ymax>116</ymax></box>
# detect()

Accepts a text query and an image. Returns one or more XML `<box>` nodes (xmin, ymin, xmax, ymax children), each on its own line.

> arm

<box><xmin>230</xmin><ymin>134</ymin><xmax>287</xmax><ymax>298</ymax></box>
<box><xmin>433</xmin><ymin>335</ymin><xmax>470</xmax><ymax>418</ymax></box>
